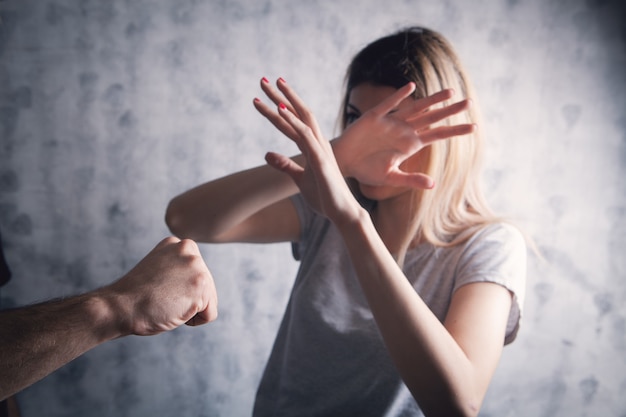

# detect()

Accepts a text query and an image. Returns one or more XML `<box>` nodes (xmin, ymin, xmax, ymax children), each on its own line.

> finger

<box><xmin>186</xmin><ymin>310</ymin><xmax>210</xmax><ymax>326</ymax></box>
<box><xmin>186</xmin><ymin>271</ymin><xmax>218</xmax><ymax>326</ymax></box>
<box><xmin>395</xmin><ymin>88</ymin><xmax>456</xmax><ymax>121</ymax></box>
<box><xmin>260</xmin><ymin>77</ymin><xmax>296</xmax><ymax>113</ymax></box>
<box><xmin>386</xmin><ymin>169</ymin><xmax>435</xmax><ymax>189</ymax></box>
<box><xmin>276</xmin><ymin>78</ymin><xmax>324</xmax><ymax>139</ymax></box>
<box><xmin>278</xmin><ymin>103</ymin><xmax>316</xmax><ymax>147</ymax></box>
<box><xmin>277</xmin><ymin>104</ymin><xmax>331</xmax><ymax>168</ymax></box>
<box><xmin>408</xmin><ymin>99</ymin><xmax>471</xmax><ymax>126</ymax></box>
<box><xmin>265</xmin><ymin>151</ymin><xmax>304</xmax><ymax>183</ymax></box>
<box><xmin>153</xmin><ymin>236</ymin><xmax>180</xmax><ymax>251</ymax></box>
<box><xmin>370</xmin><ymin>82</ymin><xmax>417</xmax><ymax>117</ymax></box>
<box><xmin>253</xmin><ymin>97</ymin><xmax>300</xmax><ymax>141</ymax></box>
<box><xmin>186</xmin><ymin>299</ymin><xmax>218</xmax><ymax>325</ymax></box>
<box><xmin>418</xmin><ymin>123</ymin><xmax>476</xmax><ymax>144</ymax></box>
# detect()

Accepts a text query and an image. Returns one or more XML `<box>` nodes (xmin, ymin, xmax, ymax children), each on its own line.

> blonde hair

<box><xmin>341</xmin><ymin>27</ymin><xmax>500</xmax><ymax>264</ymax></box>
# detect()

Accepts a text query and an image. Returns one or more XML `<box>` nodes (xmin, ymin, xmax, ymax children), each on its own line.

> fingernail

<box><xmin>278</xmin><ymin>77</ymin><xmax>286</xmax><ymax>84</ymax></box>
<box><xmin>253</xmin><ymin>97</ymin><xmax>261</xmax><ymax>103</ymax></box>
<box><xmin>262</xmin><ymin>77</ymin><xmax>269</xmax><ymax>83</ymax></box>
<box><xmin>279</xmin><ymin>103</ymin><xmax>287</xmax><ymax>110</ymax></box>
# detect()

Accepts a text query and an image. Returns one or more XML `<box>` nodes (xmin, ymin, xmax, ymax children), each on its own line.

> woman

<box><xmin>166</xmin><ymin>27</ymin><xmax>526</xmax><ymax>417</ymax></box>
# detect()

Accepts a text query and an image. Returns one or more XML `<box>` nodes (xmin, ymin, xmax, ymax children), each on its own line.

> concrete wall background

<box><xmin>0</xmin><ymin>0</ymin><xmax>624</xmax><ymax>415</ymax></box>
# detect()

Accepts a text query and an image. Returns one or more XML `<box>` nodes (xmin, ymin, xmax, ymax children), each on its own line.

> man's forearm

<box><xmin>0</xmin><ymin>292</ymin><xmax>119</xmax><ymax>400</ymax></box>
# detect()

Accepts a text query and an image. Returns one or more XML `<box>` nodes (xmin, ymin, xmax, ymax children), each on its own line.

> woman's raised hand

<box><xmin>253</xmin><ymin>77</ymin><xmax>319</xmax><ymax>143</ymax></box>
<box><xmin>253</xmin><ymin>78</ymin><xmax>475</xmax><ymax>207</ymax></box>
<box><xmin>334</xmin><ymin>82</ymin><xmax>476</xmax><ymax>189</ymax></box>
<box><xmin>255</xmin><ymin>78</ymin><xmax>362</xmax><ymax>223</ymax></box>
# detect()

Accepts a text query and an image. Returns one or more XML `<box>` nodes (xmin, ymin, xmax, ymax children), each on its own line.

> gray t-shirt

<box><xmin>253</xmin><ymin>195</ymin><xmax>527</xmax><ymax>417</ymax></box>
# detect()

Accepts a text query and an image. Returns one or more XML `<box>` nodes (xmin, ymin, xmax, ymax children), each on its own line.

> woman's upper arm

<box><xmin>443</xmin><ymin>282</ymin><xmax>513</xmax><ymax>398</ymax></box>
<box><xmin>211</xmin><ymin>197</ymin><xmax>301</xmax><ymax>244</ymax></box>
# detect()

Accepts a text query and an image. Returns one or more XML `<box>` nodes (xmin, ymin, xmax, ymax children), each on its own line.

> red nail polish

<box><xmin>279</xmin><ymin>103</ymin><xmax>286</xmax><ymax>110</ymax></box>
<box><xmin>262</xmin><ymin>77</ymin><xmax>269</xmax><ymax>83</ymax></box>
<box><xmin>278</xmin><ymin>77</ymin><xmax>286</xmax><ymax>84</ymax></box>
<box><xmin>254</xmin><ymin>97</ymin><xmax>261</xmax><ymax>103</ymax></box>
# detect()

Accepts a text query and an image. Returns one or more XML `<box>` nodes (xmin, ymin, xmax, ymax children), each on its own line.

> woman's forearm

<box><xmin>164</xmin><ymin>142</ymin><xmax>358</xmax><ymax>244</ymax></box>
<box><xmin>336</xmin><ymin>210</ymin><xmax>483</xmax><ymax>417</ymax></box>
<box><xmin>165</xmin><ymin>158</ymin><xmax>303</xmax><ymax>243</ymax></box>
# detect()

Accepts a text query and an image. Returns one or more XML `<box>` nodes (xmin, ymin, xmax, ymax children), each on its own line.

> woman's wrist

<box><xmin>330</xmin><ymin>136</ymin><xmax>354</xmax><ymax>178</ymax></box>
<box><xmin>332</xmin><ymin>203</ymin><xmax>370</xmax><ymax>235</ymax></box>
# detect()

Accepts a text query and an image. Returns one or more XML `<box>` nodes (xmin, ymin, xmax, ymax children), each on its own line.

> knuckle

<box><xmin>162</xmin><ymin>236</ymin><xmax>179</xmax><ymax>245</ymax></box>
<box><xmin>178</xmin><ymin>238</ymin><xmax>199</xmax><ymax>254</ymax></box>
<box><xmin>187</xmin><ymin>268</ymin><xmax>212</xmax><ymax>296</ymax></box>
<box><xmin>296</xmin><ymin>122</ymin><xmax>315</xmax><ymax>137</ymax></box>
<box><xmin>299</xmin><ymin>107</ymin><xmax>312</xmax><ymax>119</ymax></box>
<box><xmin>190</xmin><ymin>271</ymin><xmax>206</xmax><ymax>288</ymax></box>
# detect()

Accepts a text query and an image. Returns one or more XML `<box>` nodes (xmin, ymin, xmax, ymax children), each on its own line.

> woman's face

<box><xmin>346</xmin><ymin>82</ymin><xmax>429</xmax><ymax>202</ymax></box>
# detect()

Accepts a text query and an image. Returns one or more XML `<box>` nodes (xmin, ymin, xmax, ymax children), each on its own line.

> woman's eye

<box><xmin>345</xmin><ymin>112</ymin><xmax>360</xmax><ymax>125</ymax></box>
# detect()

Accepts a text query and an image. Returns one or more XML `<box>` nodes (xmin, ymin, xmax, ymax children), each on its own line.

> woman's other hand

<box><xmin>335</xmin><ymin>82</ymin><xmax>476</xmax><ymax>189</ymax></box>
<box><xmin>257</xmin><ymin>78</ymin><xmax>363</xmax><ymax>224</ymax></box>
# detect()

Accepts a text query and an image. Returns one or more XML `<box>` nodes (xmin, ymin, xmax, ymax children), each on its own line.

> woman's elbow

<box><xmin>164</xmin><ymin>200</ymin><xmax>189</xmax><ymax>238</ymax></box>
<box><xmin>422</xmin><ymin>402</ymin><xmax>480</xmax><ymax>417</ymax></box>
<box><xmin>418</xmin><ymin>389</ymin><xmax>483</xmax><ymax>417</ymax></box>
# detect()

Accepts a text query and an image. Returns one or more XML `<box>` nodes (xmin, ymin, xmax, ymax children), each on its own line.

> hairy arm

<box><xmin>0</xmin><ymin>292</ymin><xmax>120</xmax><ymax>401</ymax></box>
<box><xmin>0</xmin><ymin>237</ymin><xmax>218</xmax><ymax>401</ymax></box>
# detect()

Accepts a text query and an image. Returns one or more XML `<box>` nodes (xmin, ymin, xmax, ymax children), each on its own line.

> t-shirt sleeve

<box><xmin>453</xmin><ymin>223</ymin><xmax>527</xmax><ymax>344</ymax></box>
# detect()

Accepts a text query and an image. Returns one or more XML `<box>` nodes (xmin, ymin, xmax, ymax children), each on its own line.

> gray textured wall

<box><xmin>0</xmin><ymin>0</ymin><xmax>624</xmax><ymax>416</ymax></box>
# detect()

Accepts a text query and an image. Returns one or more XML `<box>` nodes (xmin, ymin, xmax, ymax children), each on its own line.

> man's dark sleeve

<box><xmin>0</xmin><ymin>231</ymin><xmax>11</xmax><ymax>287</ymax></box>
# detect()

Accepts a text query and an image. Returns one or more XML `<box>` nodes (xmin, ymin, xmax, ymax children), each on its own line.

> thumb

<box><xmin>386</xmin><ymin>169</ymin><xmax>435</xmax><ymax>190</ymax></box>
<box><xmin>265</xmin><ymin>152</ymin><xmax>304</xmax><ymax>183</ymax></box>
